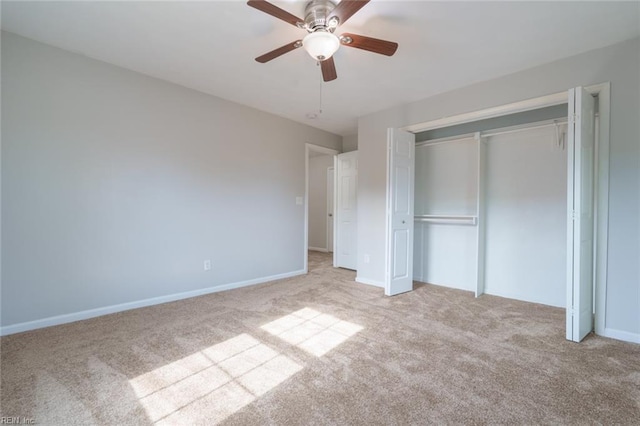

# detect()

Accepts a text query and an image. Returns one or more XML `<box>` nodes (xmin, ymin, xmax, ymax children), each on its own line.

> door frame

<box><xmin>305</xmin><ymin>143</ymin><xmax>339</xmax><ymax>273</ymax></box>
<box><xmin>397</xmin><ymin>82</ymin><xmax>611</xmax><ymax>340</ymax></box>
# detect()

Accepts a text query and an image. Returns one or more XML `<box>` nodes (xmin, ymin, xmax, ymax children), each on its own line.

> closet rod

<box><xmin>481</xmin><ymin>118</ymin><xmax>568</xmax><ymax>139</ymax></box>
<box><xmin>420</xmin><ymin>116</ymin><xmax>582</xmax><ymax>145</ymax></box>
<box><xmin>414</xmin><ymin>215</ymin><xmax>477</xmax><ymax>226</ymax></box>
<box><xmin>416</xmin><ymin>134</ymin><xmax>476</xmax><ymax>148</ymax></box>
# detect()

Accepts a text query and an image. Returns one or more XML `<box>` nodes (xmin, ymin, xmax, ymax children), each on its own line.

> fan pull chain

<box><xmin>319</xmin><ymin>76</ymin><xmax>323</xmax><ymax>115</ymax></box>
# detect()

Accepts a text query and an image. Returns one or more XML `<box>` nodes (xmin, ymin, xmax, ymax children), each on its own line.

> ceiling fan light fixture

<box><xmin>302</xmin><ymin>31</ymin><xmax>340</xmax><ymax>61</ymax></box>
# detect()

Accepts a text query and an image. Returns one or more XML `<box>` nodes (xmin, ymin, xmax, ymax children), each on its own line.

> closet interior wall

<box><xmin>414</xmin><ymin>137</ymin><xmax>478</xmax><ymax>291</ymax></box>
<box><xmin>483</xmin><ymin>125</ymin><xmax>568</xmax><ymax>307</ymax></box>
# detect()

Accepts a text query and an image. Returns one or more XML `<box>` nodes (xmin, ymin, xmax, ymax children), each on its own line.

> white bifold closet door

<box><xmin>566</xmin><ymin>87</ymin><xmax>596</xmax><ymax>342</ymax></box>
<box><xmin>483</xmin><ymin>124</ymin><xmax>568</xmax><ymax>307</ymax></box>
<box><xmin>386</xmin><ymin>129</ymin><xmax>415</xmax><ymax>296</ymax></box>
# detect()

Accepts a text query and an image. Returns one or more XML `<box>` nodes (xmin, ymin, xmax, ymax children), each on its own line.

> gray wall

<box><xmin>1</xmin><ymin>32</ymin><xmax>341</xmax><ymax>327</ymax></box>
<box><xmin>308</xmin><ymin>155</ymin><xmax>334</xmax><ymax>250</ymax></box>
<box><xmin>342</xmin><ymin>133</ymin><xmax>358</xmax><ymax>153</ymax></box>
<box><xmin>357</xmin><ymin>37</ymin><xmax>640</xmax><ymax>337</ymax></box>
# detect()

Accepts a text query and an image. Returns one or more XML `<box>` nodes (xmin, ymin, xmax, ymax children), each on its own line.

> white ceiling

<box><xmin>2</xmin><ymin>1</ymin><xmax>639</xmax><ymax>136</ymax></box>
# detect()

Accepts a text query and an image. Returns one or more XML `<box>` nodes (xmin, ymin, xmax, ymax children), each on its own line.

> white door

<box><xmin>327</xmin><ymin>167</ymin><xmax>335</xmax><ymax>253</ymax></box>
<box><xmin>336</xmin><ymin>152</ymin><xmax>357</xmax><ymax>269</ymax></box>
<box><xmin>385</xmin><ymin>129</ymin><xmax>415</xmax><ymax>296</ymax></box>
<box><xmin>566</xmin><ymin>87</ymin><xmax>595</xmax><ymax>342</ymax></box>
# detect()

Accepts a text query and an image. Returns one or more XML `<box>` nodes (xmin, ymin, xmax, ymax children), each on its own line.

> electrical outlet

<box><xmin>364</xmin><ymin>254</ymin><xmax>370</xmax><ymax>264</ymax></box>
<box><xmin>204</xmin><ymin>260</ymin><xmax>211</xmax><ymax>271</ymax></box>
<box><xmin>296</xmin><ymin>196</ymin><xmax>303</xmax><ymax>205</ymax></box>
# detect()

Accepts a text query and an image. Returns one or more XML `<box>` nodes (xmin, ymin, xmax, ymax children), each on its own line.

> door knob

<box><xmin>402</xmin><ymin>220</ymin><xmax>406</xmax><ymax>224</ymax></box>
<box><xmin>329</xmin><ymin>213</ymin><xmax>333</xmax><ymax>217</ymax></box>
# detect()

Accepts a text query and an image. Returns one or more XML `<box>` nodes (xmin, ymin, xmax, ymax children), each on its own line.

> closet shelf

<box><xmin>414</xmin><ymin>215</ymin><xmax>477</xmax><ymax>225</ymax></box>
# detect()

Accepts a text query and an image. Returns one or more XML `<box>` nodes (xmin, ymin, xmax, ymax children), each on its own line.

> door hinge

<box><xmin>569</xmin><ymin>113</ymin><xmax>579</xmax><ymax>124</ymax></box>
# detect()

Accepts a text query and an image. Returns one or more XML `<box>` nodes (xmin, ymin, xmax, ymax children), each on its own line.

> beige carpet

<box><xmin>2</xmin><ymin>251</ymin><xmax>639</xmax><ymax>425</ymax></box>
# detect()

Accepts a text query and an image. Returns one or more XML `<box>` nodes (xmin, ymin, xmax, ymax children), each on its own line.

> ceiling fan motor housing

<box><xmin>304</xmin><ymin>0</ymin><xmax>337</xmax><ymax>32</ymax></box>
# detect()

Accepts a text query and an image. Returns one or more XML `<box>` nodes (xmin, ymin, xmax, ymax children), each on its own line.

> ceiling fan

<box><xmin>247</xmin><ymin>0</ymin><xmax>398</xmax><ymax>82</ymax></box>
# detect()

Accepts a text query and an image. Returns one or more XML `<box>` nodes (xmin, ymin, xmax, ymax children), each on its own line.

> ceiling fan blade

<box><xmin>328</xmin><ymin>0</ymin><xmax>370</xmax><ymax>26</ymax></box>
<box><xmin>247</xmin><ymin>0</ymin><xmax>304</xmax><ymax>27</ymax></box>
<box><xmin>255</xmin><ymin>40</ymin><xmax>302</xmax><ymax>63</ymax></box>
<box><xmin>340</xmin><ymin>33</ymin><xmax>398</xmax><ymax>56</ymax></box>
<box><xmin>320</xmin><ymin>57</ymin><xmax>337</xmax><ymax>82</ymax></box>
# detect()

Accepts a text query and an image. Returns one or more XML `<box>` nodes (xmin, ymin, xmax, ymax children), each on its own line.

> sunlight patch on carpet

<box><xmin>261</xmin><ymin>307</ymin><xmax>363</xmax><ymax>357</ymax></box>
<box><xmin>129</xmin><ymin>333</ymin><xmax>302</xmax><ymax>424</ymax></box>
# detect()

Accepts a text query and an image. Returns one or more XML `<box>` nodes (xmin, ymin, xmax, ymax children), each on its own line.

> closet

<box><xmin>384</xmin><ymin>86</ymin><xmax>603</xmax><ymax>341</ymax></box>
<box><xmin>413</xmin><ymin>106</ymin><xmax>570</xmax><ymax>308</ymax></box>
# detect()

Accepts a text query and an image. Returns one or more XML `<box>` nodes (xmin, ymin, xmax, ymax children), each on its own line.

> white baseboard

<box><xmin>355</xmin><ymin>276</ymin><xmax>384</xmax><ymax>288</ymax></box>
<box><xmin>599</xmin><ymin>327</ymin><xmax>640</xmax><ymax>344</ymax></box>
<box><xmin>308</xmin><ymin>247</ymin><xmax>329</xmax><ymax>253</ymax></box>
<box><xmin>0</xmin><ymin>269</ymin><xmax>306</xmax><ymax>336</ymax></box>
<box><xmin>483</xmin><ymin>287</ymin><xmax>563</xmax><ymax>308</ymax></box>
<box><xmin>416</xmin><ymin>277</ymin><xmax>475</xmax><ymax>294</ymax></box>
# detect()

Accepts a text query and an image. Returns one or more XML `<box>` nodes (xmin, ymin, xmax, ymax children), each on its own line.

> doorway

<box><xmin>304</xmin><ymin>144</ymin><xmax>339</xmax><ymax>273</ymax></box>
